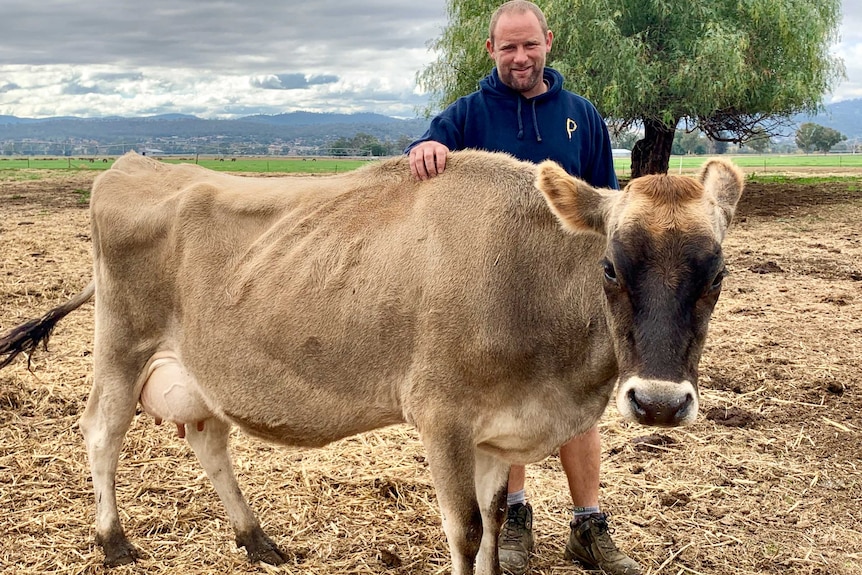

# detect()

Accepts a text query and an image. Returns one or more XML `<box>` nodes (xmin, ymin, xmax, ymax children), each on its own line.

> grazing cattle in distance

<box><xmin>0</xmin><ymin>150</ymin><xmax>743</xmax><ymax>574</ymax></box>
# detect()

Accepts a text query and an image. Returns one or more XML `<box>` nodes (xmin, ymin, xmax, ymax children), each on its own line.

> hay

<box><xmin>1</xmin><ymin>170</ymin><xmax>860</xmax><ymax>574</ymax></box>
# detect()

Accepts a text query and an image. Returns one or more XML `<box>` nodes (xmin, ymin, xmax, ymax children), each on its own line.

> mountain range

<box><xmin>788</xmin><ymin>98</ymin><xmax>862</xmax><ymax>140</ymax></box>
<box><xmin>1</xmin><ymin>99</ymin><xmax>861</xmax><ymax>156</ymax></box>
<box><xmin>0</xmin><ymin>111</ymin><xmax>432</xmax><ymax>156</ymax></box>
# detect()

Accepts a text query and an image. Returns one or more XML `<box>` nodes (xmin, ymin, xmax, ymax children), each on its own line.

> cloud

<box><xmin>250</xmin><ymin>73</ymin><xmax>340</xmax><ymax>90</ymax></box>
<box><xmin>89</xmin><ymin>72</ymin><xmax>145</xmax><ymax>83</ymax></box>
<box><xmin>829</xmin><ymin>1</ymin><xmax>862</xmax><ymax>102</ymax></box>
<box><xmin>0</xmin><ymin>0</ymin><xmax>858</xmax><ymax>118</ymax></box>
<box><xmin>0</xmin><ymin>0</ymin><xmax>449</xmax><ymax>118</ymax></box>
<box><xmin>0</xmin><ymin>1</ymin><xmax>446</xmax><ymax>74</ymax></box>
<box><xmin>62</xmin><ymin>81</ymin><xmax>105</xmax><ymax>95</ymax></box>
<box><xmin>308</xmin><ymin>75</ymin><xmax>339</xmax><ymax>86</ymax></box>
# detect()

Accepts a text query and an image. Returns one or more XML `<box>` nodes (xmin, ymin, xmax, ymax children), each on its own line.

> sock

<box><xmin>572</xmin><ymin>506</ymin><xmax>601</xmax><ymax>524</ymax></box>
<box><xmin>507</xmin><ymin>489</ymin><xmax>527</xmax><ymax>507</ymax></box>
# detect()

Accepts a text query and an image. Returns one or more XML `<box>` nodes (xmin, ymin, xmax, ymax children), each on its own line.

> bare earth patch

<box><xmin>1</xmin><ymin>169</ymin><xmax>860</xmax><ymax>575</ymax></box>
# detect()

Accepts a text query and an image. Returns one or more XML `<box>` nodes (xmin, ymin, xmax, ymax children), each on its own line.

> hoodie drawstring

<box><xmin>531</xmin><ymin>100</ymin><xmax>542</xmax><ymax>142</ymax></box>
<box><xmin>515</xmin><ymin>98</ymin><xmax>542</xmax><ymax>142</ymax></box>
<box><xmin>516</xmin><ymin>98</ymin><xmax>524</xmax><ymax>140</ymax></box>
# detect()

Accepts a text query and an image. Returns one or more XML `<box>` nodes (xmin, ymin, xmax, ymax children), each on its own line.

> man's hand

<box><xmin>409</xmin><ymin>141</ymin><xmax>450</xmax><ymax>181</ymax></box>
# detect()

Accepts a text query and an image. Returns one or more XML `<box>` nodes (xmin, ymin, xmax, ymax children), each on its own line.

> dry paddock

<box><xmin>0</xmin><ymin>168</ymin><xmax>860</xmax><ymax>575</ymax></box>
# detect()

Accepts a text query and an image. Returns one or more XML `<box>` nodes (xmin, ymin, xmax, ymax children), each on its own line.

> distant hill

<box><xmin>0</xmin><ymin>111</ymin><xmax>431</xmax><ymax>156</ymax></box>
<box><xmin>2</xmin><ymin>99</ymin><xmax>861</xmax><ymax>155</ymax></box>
<box><xmin>240</xmin><ymin>111</ymin><xmax>410</xmax><ymax>126</ymax></box>
<box><xmin>794</xmin><ymin>99</ymin><xmax>862</xmax><ymax>139</ymax></box>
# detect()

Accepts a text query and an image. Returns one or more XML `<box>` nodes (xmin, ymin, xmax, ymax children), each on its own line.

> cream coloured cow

<box><xmin>0</xmin><ymin>151</ymin><xmax>743</xmax><ymax>574</ymax></box>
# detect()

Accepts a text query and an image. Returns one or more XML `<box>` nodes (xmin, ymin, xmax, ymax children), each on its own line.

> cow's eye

<box><xmin>710</xmin><ymin>268</ymin><xmax>727</xmax><ymax>291</ymax></box>
<box><xmin>602</xmin><ymin>259</ymin><xmax>618</xmax><ymax>284</ymax></box>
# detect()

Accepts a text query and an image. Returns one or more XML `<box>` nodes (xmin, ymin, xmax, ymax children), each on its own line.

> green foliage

<box><xmin>73</xmin><ymin>188</ymin><xmax>91</xmax><ymax>204</ymax></box>
<box><xmin>746</xmin><ymin>128</ymin><xmax>772</xmax><ymax>153</ymax></box>
<box><xmin>611</xmin><ymin>130</ymin><xmax>639</xmax><ymax>150</ymax></box>
<box><xmin>418</xmin><ymin>0</ymin><xmax>845</xmax><ymax>173</ymax></box>
<box><xmin>550</xmin><ymin>0</ymin><xmax>843</xmax><ymax>131</ymax></box>
<box><xmin>328</xmin><ymin>133</ymin><xmax>398</xmax><ymax>157</ymax></box>
<box><xmin>795</xmin><ymin>122</ymin><xmax>847</xmax><ymax>153</ymax></box>
<box><xmin>673</xmin><ymin>131</ymin><xmax>709</xmax><ymax>155</ymax></box>
<box><xmin>417</xmin><ymin>0</ymin><xmax>499</xmax><ymax>115</ymax></box>
<box><xmin>795</xmin><ymin>122</ymin><xmax>818</xmax><ymax>152</ymax></box>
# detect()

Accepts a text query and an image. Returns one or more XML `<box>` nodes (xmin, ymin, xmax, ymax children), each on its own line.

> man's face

<box><xmin>486</xmin><ymin>11</ymin><xmax>553</xmax><ymax>99</ymax></box>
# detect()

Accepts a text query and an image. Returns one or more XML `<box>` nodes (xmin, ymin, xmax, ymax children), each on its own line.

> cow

<box><xmin>0</xmin><ymin>150</ymin><xmax>743</xmax><ymax>574</ymax></box>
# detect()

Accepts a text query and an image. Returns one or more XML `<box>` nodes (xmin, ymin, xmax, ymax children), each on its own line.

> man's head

<box><xmin>486</xmin><ymin>0</ymin><xmax>553</xmax><ymax>99</ymax></box>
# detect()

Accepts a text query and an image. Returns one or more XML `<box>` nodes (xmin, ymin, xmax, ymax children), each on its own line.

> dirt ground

<box><xmin>0</xmin><ymin>167</ymin><xmax>860</xmax><ymax>575</ymax></box>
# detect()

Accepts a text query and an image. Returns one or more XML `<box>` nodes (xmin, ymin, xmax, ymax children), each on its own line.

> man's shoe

<box><xmin>564</xmin><ymin>513</ymin><xmax>641</xmax><ymax>575</ymax></box>
<box><xmin>497</xmin><ymin>503</ymin><xmax>534</xmax><ymax>575</ymax></box>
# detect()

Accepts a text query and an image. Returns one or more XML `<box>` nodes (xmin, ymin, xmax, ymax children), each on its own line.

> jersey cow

<box><xmin>0</xmin><ymin>151</ymin><xmax>743</xmax><ymax>574</ymax></box>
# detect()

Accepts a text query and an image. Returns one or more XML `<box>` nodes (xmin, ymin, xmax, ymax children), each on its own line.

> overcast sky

<box><xmin>1</xmin><ymin>0</ymin><xmax>859</xmax><ymax>120</ymax></box>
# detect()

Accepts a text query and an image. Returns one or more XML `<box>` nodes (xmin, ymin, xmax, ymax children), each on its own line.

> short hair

<box><xmin>488</xmin><ymin>1</ymin><xmax>549</xmax><ymax>45</ymax></box>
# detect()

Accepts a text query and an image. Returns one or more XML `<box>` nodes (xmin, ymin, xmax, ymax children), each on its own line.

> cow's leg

<box><xmin>78</xmin><ymin>369</ymin><xmax>140</xmax><ymax>566</ymax></box>
<box><xmin>185</xmin><ymin>417</ymin><xmax>287</xmax><ymax>565</ymax></box>
<box><xmin>423</xmin><ymin>431</ymin><xmax>483</xmax><ymax>575</ymax></box>
<box><xmin>473</xmin><ymin>451</ymin><xmax>509</xmax><ymax>575</ymax></box>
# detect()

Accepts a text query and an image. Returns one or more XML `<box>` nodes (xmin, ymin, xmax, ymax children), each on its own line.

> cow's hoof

<box><xmin>98</xmin><ymin>533</ymin><xmax>139</xmax><ymax>567</ymax></box>
<box><xmin>238</xmin><ymin>529</ymin><xmax>287</xmax><ymax>565</ymax></box>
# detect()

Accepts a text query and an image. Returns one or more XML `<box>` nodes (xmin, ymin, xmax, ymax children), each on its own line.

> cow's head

<box><xmin>536</xmin><ymin>159</ymin><xmax>744</xmax><ymax>427</ymax></box>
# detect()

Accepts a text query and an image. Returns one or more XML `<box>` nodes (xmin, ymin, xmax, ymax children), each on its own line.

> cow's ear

<box><xmin>535</xmin><ymin>160</ymin><xmax>612</xmax><ymax>236</ymax></box>
<box><xmin>698</xmin><ymin>158</ymin><xmax>745</xmax><ymax>239</ymax></box>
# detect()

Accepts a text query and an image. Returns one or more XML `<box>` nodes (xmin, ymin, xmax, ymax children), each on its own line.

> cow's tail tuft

<box><xmin>0</xmin><ymin>281</ymin><xmax>95</xmax><ymax>370</ymax></box>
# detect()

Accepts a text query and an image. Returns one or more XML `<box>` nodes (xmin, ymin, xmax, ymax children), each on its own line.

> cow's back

<box><xmin>90</xmin><ymin>151</ymin><xmax>612</xmax><ymax>448</ymax></box>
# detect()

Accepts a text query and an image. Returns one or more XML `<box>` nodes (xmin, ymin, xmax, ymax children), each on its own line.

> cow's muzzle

<box><xmin>616</xmin><ymin>376</ymin><xmax>699</xmax><ymax>427</ymax></box>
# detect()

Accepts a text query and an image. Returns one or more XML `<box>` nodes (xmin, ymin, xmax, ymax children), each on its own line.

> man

<box><xmin>406</xmin><ymin>2</ymin><xmax>640</xmax><ymax>575</ymax></box>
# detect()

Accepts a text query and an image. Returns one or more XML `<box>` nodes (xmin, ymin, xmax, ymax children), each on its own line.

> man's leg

<box><xmin>560</xmin><ymin>427</ymin><xmax>600</xmax><ymax>508</ymax></box>
<box><xmin>498</xmin><ymin>464</ymin><xmax>533</xmax><ymax>574</ymax></box>
<box><xmin>497</xmin><ymin>430</ymin><xmax>597</xmax><ymax>575</ymax></box>
<box><xmin>562</xmin><ymin>426</ymin><xmax>641</xmax><ymax>575</ymax></box>
<box><xmin>507</xmin><ymin>464</ymin><xmax>526</xmax><ymax>494</ymax></box>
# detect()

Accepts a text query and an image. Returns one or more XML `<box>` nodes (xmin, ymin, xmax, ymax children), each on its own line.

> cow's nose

<box><xmin>627</xmin><ymin>387</ymin><xmax>694</xmax><ymax>427</ymax></box>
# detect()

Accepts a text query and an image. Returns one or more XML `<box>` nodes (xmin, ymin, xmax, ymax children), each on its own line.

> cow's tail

<box><xmin>0</xmin><ymin>280</ymin><xmax>95</xmax><ymax>370</ymax></box>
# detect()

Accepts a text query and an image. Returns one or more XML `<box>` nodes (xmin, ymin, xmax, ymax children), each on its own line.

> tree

<box><xmin>814</xmin><ymin>126</ymin><xmax>846</xmax><ymax>153</ymax></box>
<box><xmin>709</xmin><ymin>138</ymin><xmax>730</xmax><ymax>155</ymax></box>
<box><xmin>795</xmin><ymin>122</ymin><xmax>846</xmax><ymax>153</ymax></box>
<box><xmin>328</xmin><ymin>137</ymin><xmax>354</xmax><ymax>156</ymax></box>
<box><xmin>611</xmin><ymin>130</ymin><xmax>638</xmax><ymax>151</ymax></box>
<box><xmin>418</xmin><ymin>0</ymin><xmax>844</xmax><ymax>177</ymax></box>
<box><xmin>745</xmin><ymin>128</ymin><xmax>772</xmax><ymax>153</ymax></box>
<box><xmin>328</xmin><ymin>133</ymin><xmax>392</xmax><ymax>157</ymax></box>
<box><xmin>673</xmin><ymin>130</ymin><xmax>708</xmax><ymax>155</ymax></box>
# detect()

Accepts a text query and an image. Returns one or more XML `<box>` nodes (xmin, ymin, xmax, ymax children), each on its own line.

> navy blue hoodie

<box><xmin>407</xmin><ymin>67</ymin><xmax>619</xmax><ymax>189</ymax></box>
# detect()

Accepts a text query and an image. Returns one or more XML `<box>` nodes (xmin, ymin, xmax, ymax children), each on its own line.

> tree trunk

<box><xmin>631</xmin><ymin>118</ymin><xmax>679</xmax><ymax>178</ymax></box>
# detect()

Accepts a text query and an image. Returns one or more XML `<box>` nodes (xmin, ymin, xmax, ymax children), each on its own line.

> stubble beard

<box><xmin>502</xmin><ymin>63</ymin><xmax>543</xmax><ymax>95</ymax></box>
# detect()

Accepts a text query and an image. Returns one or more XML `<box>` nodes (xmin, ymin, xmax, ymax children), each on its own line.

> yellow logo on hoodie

<box><xmin>567</xmin><ymin>119</ymin><xmax>578</xmax><ymax>140</ymax></box>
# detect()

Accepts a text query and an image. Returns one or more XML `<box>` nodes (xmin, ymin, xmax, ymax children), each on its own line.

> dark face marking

<box><xmin>602</xmin><ymin>225</ymin><xmax>725</xmax><ymax>383</ymax></box>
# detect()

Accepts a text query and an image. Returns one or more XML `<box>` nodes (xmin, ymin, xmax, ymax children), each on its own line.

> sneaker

<box><xmin>498</xmin><ymin>503</ymin><xmax>534</xmax><ymax>575</ymax></box>
<box><xmin>564</xmin><ymin>513</ymin><xmax>641</xmax><ymax>575</ymax></box>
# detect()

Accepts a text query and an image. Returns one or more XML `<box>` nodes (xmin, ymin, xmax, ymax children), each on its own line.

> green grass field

<box><xmin>2</xmin><ymin>153</ymin><xmax>862</xmax><ymax>179</ymax></box>
<box><xmin>614</xmin><ymin>153</ymin><xmax>862</xmax><ymax>174</ymax></box>
<box><xmin>0</xmin><ymin>156</ymin><xmax>373</xmax><ymax>174</ymax></box>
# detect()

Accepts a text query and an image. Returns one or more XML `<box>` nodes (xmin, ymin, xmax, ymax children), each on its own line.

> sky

<box><xmin>0</xmin><ymin>0</ymin><xmax>860</xmax><ymax>121</ymax></box>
